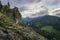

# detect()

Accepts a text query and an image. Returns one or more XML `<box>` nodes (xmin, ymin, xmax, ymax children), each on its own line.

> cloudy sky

<box><xmin>0</xmin><ymin>0</ymin><xmax>60</xmax><ymax>18</ymax></box>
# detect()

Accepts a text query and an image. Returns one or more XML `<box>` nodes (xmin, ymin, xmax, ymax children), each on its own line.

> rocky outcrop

<box><xmin>0</xmin><ymin>1</ymin><xmax>22</xmax><ymax>24</ymax></box>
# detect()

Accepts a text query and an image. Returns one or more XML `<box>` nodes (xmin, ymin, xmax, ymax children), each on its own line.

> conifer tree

<box><xmin>0</xmin><ymin>1</ymin><xmax>2</xmax><ymax>11</ymax></box>
<box><xmin>7</xmin><ymin>2</ymin><xmax>10</xmax><ymax>8</ymax></box>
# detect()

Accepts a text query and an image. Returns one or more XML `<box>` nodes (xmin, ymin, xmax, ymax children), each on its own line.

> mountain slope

<box><xmin>27</xmin><ymin>15</ymin><xmax>60</xmax><ymax>40</ymax></box>
<box><xmin>0</xmin><ymin>12</ymin><xmax>48</xmax><ymax>40</ymax></box>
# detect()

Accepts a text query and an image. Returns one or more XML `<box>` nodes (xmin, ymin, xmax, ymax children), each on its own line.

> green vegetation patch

<box><xmin>41</xmin><ymin>26</ymin><xmax>55</xmax><ymax>33</ymax></box>
<box><xmin>40</xmin><ymin>26</ymin><xmax>60</xmax><ymax>40</ymax></box>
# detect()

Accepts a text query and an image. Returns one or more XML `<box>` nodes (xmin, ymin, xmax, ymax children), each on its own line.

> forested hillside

<box><xmin>27</xmin><ymin>15</ymin><xmax>60</xmax><ymax>40</ymax></box>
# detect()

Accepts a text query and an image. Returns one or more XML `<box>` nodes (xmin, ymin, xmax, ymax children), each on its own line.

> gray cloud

<box><xmin>31</xmin><ymin>10</ymin><xmax>48</xmax><ymax>16</ymax></box>
<box><xmin>0</xmin><ymin>0</ymin><xmax>60</xmax><ymax>18</ymax></box>
<box><xmin>51</xmin><ymin>0</ymin><xmax>60</xmax><ymax>5</ymax></box>
<box><xmin>20</xmin><ymin>6</ymin><xmax>28</xmax><ymax>12</ymax></box>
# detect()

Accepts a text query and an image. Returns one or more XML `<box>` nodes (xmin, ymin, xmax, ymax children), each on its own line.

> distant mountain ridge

<box><xmin>29</xmin><ymin>15</ymin><xmax>60</xmax><ymax>31</ymax></box>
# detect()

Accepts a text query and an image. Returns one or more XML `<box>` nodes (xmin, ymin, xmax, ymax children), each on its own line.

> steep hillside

<box><xmin>0</xmin><ymin>2</ymin><xmax>49</xmax><ymax>40</ymax></box>
<box><xmin>0</xmin><ymin>12</ymin><xmax>48</xmax><ymax>40</ymax></box>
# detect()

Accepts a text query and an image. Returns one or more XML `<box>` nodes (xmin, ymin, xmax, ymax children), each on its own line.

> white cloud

<box><xmin>21</xmin><ymin>6</ymin><xmax>48</xmax><ymax>18</ymax></box>
<box><xmin>49</xmin><ymin>8</ymin><xmax>60</xmax><ymax>16</ymax></box>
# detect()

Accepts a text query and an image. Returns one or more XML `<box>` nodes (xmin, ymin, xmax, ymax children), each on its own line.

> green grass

<box><xmin>41</xmin><ymin>26</ymin><xmax>55</xmax><ymax>33</ymax></box>
<box><xmin>41</xmin><ymin>26</ymin><xmax>60</xmax><ymax>34</ymax></box>
<box><xmin>40</xmin><ymin>26</ymin><xmax>60</xmax><ymax>39</ymax></box>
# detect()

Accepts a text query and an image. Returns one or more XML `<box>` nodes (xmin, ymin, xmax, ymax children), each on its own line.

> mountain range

<box><xmin>26</xmin><ymin>15</ymin><xmax>60</xmax><ymax>40</ymax></box>
<box><xmin>22</xmin><ymin>8</ymin><xmax>60</xmax><ymax>22</ymax></box>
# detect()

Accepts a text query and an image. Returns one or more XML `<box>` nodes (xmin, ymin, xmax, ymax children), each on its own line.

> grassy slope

<box><xmin>0</xmin><ymin>12</ymin><xmax>48</xmax><ymax>40</ymax></box>
<box><xmin>40</xmin><ymin>26</ymin><xmax>60</xmax><ymax>40</ymax></box>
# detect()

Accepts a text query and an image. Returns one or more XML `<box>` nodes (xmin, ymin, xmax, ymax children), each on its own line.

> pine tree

<box><xmin>7</xmin><ymin>2</ymin><xmax>10</xmax><ymax>8</ymax></box>
<box><xmin>0</xmin><ymin>1</ymin><xmax>2</xmax><ymax>11</ymax></box>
